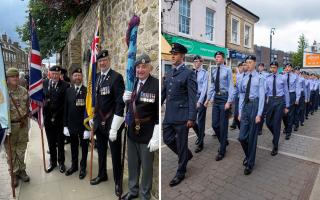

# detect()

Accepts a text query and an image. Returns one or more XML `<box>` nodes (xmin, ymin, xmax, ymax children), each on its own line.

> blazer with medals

<box><xmin>162</xmin><ymin>64</ymin><xmax>197</xmax><ymax>124</ymax></box>
<box><xmin>93</xmin><ymin>69</ymin><xmax>125</xmax><ymax>132</ymax></box>
<box><xmin>43</xmin><ymin>79</ymin><xmax>69</xmax><ymax>125</ymax></box>
<box><xmin>128</xmin><ymin>75</ymin><xmax>159</xmax><ymax>144</ymax></box>
<box><xmin>64</xmin><ymin>85</ymin><xmax>87</xmax><ymax>134</ymax></box>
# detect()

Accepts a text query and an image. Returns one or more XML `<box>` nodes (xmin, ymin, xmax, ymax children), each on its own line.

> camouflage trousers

<box><xmin>5</xmin><ymin>121</ymin><xmax>29</xmax><ymax>175</ymax></box>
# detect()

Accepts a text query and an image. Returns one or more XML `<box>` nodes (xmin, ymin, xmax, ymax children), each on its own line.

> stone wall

<box><xmin>62</xmin><ymin>0</ymin><xmax>159</xmax><ymax>198</ymax></box>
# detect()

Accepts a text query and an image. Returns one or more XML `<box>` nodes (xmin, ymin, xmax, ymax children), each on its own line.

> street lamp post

<box><xmin>270</xmin><ymin>28</ymin><xmax>275</xmax><ymax>64</ymax></box>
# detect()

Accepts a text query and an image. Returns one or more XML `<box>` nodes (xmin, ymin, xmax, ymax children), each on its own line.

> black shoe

<box><xmin>46</xmin><ymin>163</ymin><xmax>57</xmax><ymax>173</ymax></box>
<box><xmin>59</xmin><ymin>164</ymin><xmax>66</xmax><ymax>173</ymax></box>
<box><xmin>65</xmin><ymin>167</ymin><xmax>78</xmax><ymax>176</ymax></box>
<box><xmin>215</xmin><ymin>154</ymin><xmax>224</xmax><ymax>161</ymax></box>
<box><xmin>285</xmin><ymin>134</ymin><xmax>290</xmax><ymax>140</ymax></box>
<box><xmin>294</xmin><ymin>126</ymin><xmax>298</xmax><ymax>131</ymax></box>
<box><xmin>195</xmin><ymin>145</ymin><xmax>203</xmax><ymax>153</ymax></box>
<box><xmin>188</xmin><ymin>152</ymin><xmax>193</xmax><ymax>161</ymax></box>
<box><xmin>258</xmin><ymin>131</ymin><xmax>262</xmax><ymax>135</ymax></box>
<box><xmin>121</xmin><ymin>192</ymin><xmax>138</xmax><ymax>200</ymax></box>
<box><xmin>79</xmin><ymin>169</ymin><xmax>86</xmax><ymax>179</ymax></box>
<box><xmin>169</xmin><ymin>175</ymin><xmax>185</xmax><ymax>187</ymax></box>
<box><xmin>90</xmin><ymin>176</ymin><xmax>108</xmax><ymax>185</ymax></box>
<box><xmin>282</xmin><ymin>129</ymin><xmax>287</xmax><ymax>134</ymax></box>
<box><xmin>226</xmin><ymin>140</ymin><xmax>229</xmax><ymax>146</ymax></box>
<box><xmin>271</xmin><ymin>148</ymin><xmax>278</xmax><ymax>156</ymax></box>
<box><xmin>195</xmin><ymin>139</ymin><xmax>199</xmax><ymax>145</ymax></box>
<box><xmin>243</xmin><ymin>158</ymin><xmax>248</xmax><ymax>166</ymax></box>
<box><xmin>244</xmin><ymin>166</ymin><xmax>253</xmax><ymax>175</ymax></box>
<box><xmin>230</xmin><ymin>124</ymin><xmax>236</xmax><ymax>130</ymax></box>
<box><xmin>306</xmin><ymin>116</ymin><xmax>309</xmax><ymax>120</ymax></box>
<box><xmin>311</xmin><ymin>112</ymin><xmax>314</xmax><ymax>115</ymax></box>
<box><xmin>301</xmin><ymin>123</ymin><xmax>304</xmax><ymax>126</ymax></box>
<box><xmin>115</xmin><ymin>183</ymin><xmax>121</xmax><ymax>197</ymax></box>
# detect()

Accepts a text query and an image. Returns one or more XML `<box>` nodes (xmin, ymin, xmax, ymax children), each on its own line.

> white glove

<box><xmin>5</xmin><ymin>129</ymin><xmax>11</xmax><ymax>136</ymax></box>
<box><xmin>89</xmin><ymin>119</ymin><xmax>94</xmax><ymax>128</ymax></box>
<box><xmin>63</xmin><ymin>127</ymin><xmax>70</xmax><ymax>137</ymax></box>
<box><xmin>122</xmin><ymin>91</ymin><xmax>132</xmax><ymax>103</ymax></box>
<box><xmin>83</xmin><ymin>130</ymin><xmax>90</xmax><ymax>140</ymax></box>
<box><xmin>148</xmin><ymin>124</ymin><xmax>159</xmax><ymax>152</ymax></box>
<box><xmin>109</xmin><ymin>115</ymin><xmax>124</xmax><ymax>142</ymax></box>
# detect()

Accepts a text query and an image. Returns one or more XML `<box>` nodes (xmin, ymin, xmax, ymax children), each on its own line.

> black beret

<box><xmin>49</xmin><ymin>65</ymin><xmax>61</xmax><ymax>72</ymax></box>
<box><xmin>258</xmin><ymin>63</ymin><xmax>265</xmax><ymax>67</ymax></box>
<box><xmin>97</xmin><ymin>50</ymin><xmax>109</xmax><ymax>60</ymax></box>
<box><xmin>72</xmin><ymin>67</ymin><xmax>82</xmax><ymax>74</ymax></box>
<box><xmin>214</xmin><ymin>51</ymin><xmax>225</xmax><ymax>58</ymax></box>
<box><xmin>285</xmin><ymin>63</ymin><xmax>293</xmax><ymax>68</ymax></box>
<box><xmin>270</xmin><ymin>61</ymin><xmax>279</xmax><ymax>67</ymax></box>
<box><xmin>193</xmin><ymin>55</ymin><xmax>202</xmax><ymax>61</ymax></box>
<box><xmin>170</xmin><ymin>43</ymin><xmax>188</xmax><ymax>54</ymax></box>
<box><xmin>293</xmin><ymin>66</ymin><xmax>300</xmax><ymax>71</ymax></box>
<box><xmin>245</xmin><ymin>55</ymin><xmax>256</xmax><ymax>61</ymax></box>
<box><xmin>135</xmin><ymin>53</ymin><xmax>151</xmax><ymax>66</ymax></box>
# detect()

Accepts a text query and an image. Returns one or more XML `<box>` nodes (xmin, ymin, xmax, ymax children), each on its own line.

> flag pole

<box><xmin>39</xmin><ymin>126</ymin><xmax>47</xmax><ymax>172</ymax></box>
<box><xmin>7</xmin><ymin>134</ymin><xmax>16</xmax><ymax>198</ymax></box>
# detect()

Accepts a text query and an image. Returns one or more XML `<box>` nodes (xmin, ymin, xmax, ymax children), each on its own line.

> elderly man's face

<box><xmin>72</xmin><ymin>73</ymin><xmax>83</xmax><ymax>85</ymax></box>
<box><xmin>50</xmin><ymin>71</ymin><xmax>61</xmax><ymax>82</ymax></box>
<box><xmin>98</xmin><ymin>57</ymin><xmax>111</xmax><ymax>72</ymax></box>
<box><xmin>136</xmin><ymin>63</ymin><xmax>152</xmax><ymax>80</ymax></box>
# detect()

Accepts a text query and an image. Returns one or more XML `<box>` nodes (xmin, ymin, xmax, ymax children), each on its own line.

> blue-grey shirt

<box><xmin>194</xmin><ymin>66</ymin><xmax>208</xmax><ymax>104</ymax></box>
<box><xmin>207</xmin><ymin>64</ymin><xmax>234</xmax><ymax>102</ymax></box>
<box><xmin>305</xmin><ymin>79</ymin><xmax>311</xmax><ymax>101</ymax></box>
<box><xmin>265</xmin><ymin>73</ymin><xmax>290</xmax><ymax>107</ymax></box>
<box><xmin>238</xmin><ymin>70</ymin><xmax>265</xmax><ymax>116</ymax></box>
<box><xmin>298</xmin><ymin>75</ymin><xmax>307</xmax><ymax>98</ymax></box>
<box><xmin>284</xmin><ymin>72</ymin><xmax>301</xmax><ymax>102</ymax></box>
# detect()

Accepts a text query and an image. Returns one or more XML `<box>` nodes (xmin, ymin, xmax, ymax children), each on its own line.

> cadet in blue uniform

<box><xmin>192</xmin><ymin>55</ymin><xmax>208</xmax><ymax>153</ymax></box>
<box><xmin>282</xmin><ymin>63</ymin><xmax>300</xmax><ymax>140</ymax></box>
<box><xmin>237</xmin><ymin>55</ymin><xmax>265</xmax><ymax>175</ymax></box>
<box><xmin>162</xmin><ymin>43</ymin><xmax>197</xmax><ymax>187</ymax></box>
<box><xmin>63</xmin><ymin>68</ymin><xmax>89</xmax><ymax>179</ymax></box>
<box><xmin>293</xmin><ymin>67</ymin><xmax>307</xmax><ymax>131</ymax></box>
<box><xmin>204</xmin><ymin>51</ymin><xmax>234</xmax><ymax>161</ymax></box>
<box><xmin>257</xmin><ymin>63</ymin><xmax>269</xmax><ymax>135</ymax></box>
<box><xmin>305</xmin><ymin>73</ymin><xmax>311</xmax><ymax>119</ymax></box>
<box><xmin>265</xmin><ymin>61</ymin><xmax>289</xmax><ymax>156</ymax></box>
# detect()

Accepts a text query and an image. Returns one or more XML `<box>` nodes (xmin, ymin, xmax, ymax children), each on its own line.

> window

<box><xmin>231</xmin><ymin>17</ymin><xmax>240</xmax><ymax>44</ymax></box>
<box><xmin>179</xmin><ymin>0</ymin><xmax>191</xmax><ymax>34</ymax></box>
<box><xmin>205</xmin><ymin>8</ymin><xmax>215</xmax><ymax>41</ymax></box>
<box><xmin>244</xmin><ymin>24</ymin><xmax>252</xmax><ymax>47</ymax></box>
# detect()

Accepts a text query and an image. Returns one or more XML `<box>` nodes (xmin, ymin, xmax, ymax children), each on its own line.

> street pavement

<box><xmin>161</xmin><ymin>106</ymin><xmax>320</xmax><ymax>200</ymax></box>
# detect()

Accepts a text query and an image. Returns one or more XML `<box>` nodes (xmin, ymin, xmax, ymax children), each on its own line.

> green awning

<box><xmin>163</xmin><ymin>33</ymin><xmax>228</xmax><ymax>58</ymax></box>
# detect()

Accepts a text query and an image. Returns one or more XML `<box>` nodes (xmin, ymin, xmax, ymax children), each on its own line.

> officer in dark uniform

<box><xmin>265</xmin><ymin>61</ymin><xmax>289</xmax><ymax>156</ymax></box>
<box><xmin>43</xmin><ymin>65</ymin><xmax>69</xmax><ymax>173</ymax></box>
<box><xmin>63</xmin><ymin>68</ymin><xmax>89</xmax><ymax>179</ymax></box>
<box><xmin>121</xmin><ymin>53</ymin><xmax>159</xmax><ymax>200</ymax></box>
<box><xmin>89</xmin><ymin>50</ymin><xmax>125</xmax><ymax>197</ymax></box>
<box><xmin>162</xmin><ymin>43</ymin><xmax>197</xmax><ymax>187</ymax></box>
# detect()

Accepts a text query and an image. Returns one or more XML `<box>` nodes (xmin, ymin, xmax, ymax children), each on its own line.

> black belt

<box><xmin>215</xmin><ymin>91</ymin><xmax>228</xmax><ymax>96</ymax></box>
<box><xmin>269</xmin><ymin>96</ymin><xmax>284</xmax><ymax>99</ymax></box>
<box><xmin>245</xmin><ymin>98</ymin><xmax>258</xmax><ymax>104</ymax></box>
<box><xmin>289</xmin><ymin>91</ymin><xmax>296</xmax><ymax>94</ymax></box>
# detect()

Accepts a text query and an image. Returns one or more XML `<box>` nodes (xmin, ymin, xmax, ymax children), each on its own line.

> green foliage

<box><xmin>292</xmin><ymin>34</ymin><xmax>308</xmax><ymax>68</ymax></box>
<box><xmin>16</xmin><ymin>0</ymin><xmax>90</xmax><ymax>59</ymax></box>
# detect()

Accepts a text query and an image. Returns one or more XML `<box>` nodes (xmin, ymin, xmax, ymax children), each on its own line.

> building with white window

<box><xmin>226</xmin><ymin>1</ymin><xmax>259</xmax><ymax>67</ymax></box>
<box><xmin>161</xmin><ymin>0</ymin><xmax>227</xmax><ymax>73</ymax></box>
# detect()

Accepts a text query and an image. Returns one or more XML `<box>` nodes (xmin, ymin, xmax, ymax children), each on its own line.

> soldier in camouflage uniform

<box><xmin>5</xmin><ymin>67</ymin><xmax>30</xmax><ymax>187</ymax></box>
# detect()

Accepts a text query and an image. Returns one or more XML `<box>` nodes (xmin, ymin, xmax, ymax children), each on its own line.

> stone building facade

<box><xmin>61</xmin><ymin>0</ymin><xmax>159</xmax><ymax>198</ymax></box>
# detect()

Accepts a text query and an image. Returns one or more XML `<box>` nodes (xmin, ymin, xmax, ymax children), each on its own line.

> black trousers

<box><xmin>192</xmin><ymin>103</ymin><xmax>207</xmax><ymax>146</ymax></box>
<box><xmin>45</xmin><ymin>120</ymin><xmax>65</xmax><ymax>165</ymax></box>
<box><xmin>95</xmin><ymin>124</ymin><xmax>124</xmax><ymax>184</ymax></box>
<box><xmin>294</xmin><ymin>93</ymin><xmax>305</xmax><ymax>127</ymax></box>
<box><xmin>69</xmin><ymin>132</ymin><xmax>89</xmax><ymax>170</ymax></box>
<box><xmin>282</xmin><ymin>92</ymin><xmax>296</xmax><ymax>134</ymax></box>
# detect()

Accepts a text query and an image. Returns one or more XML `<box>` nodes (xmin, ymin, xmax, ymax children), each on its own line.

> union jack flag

<box><xmin>29</xmin><ymin>14</ymin><xmax>44</xmax><ymax>127</ymax></box>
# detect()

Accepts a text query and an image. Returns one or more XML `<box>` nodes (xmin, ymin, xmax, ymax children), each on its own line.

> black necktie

<box><xmin>215</xmin><ymin>65</ymin><xmax>220</xmax><ymax>93</ymax></box>
<box><xmin>273</xmin><ymin>74</ymin><xmax>276</xmax><ymax>97</ymax></box>
<box><xmin>287</xmin><ymin>73</ymin><xmax>290</xmax><ymax>89</ymax></box>
<box><xmin>245</xmin><ymin>74</ymin><xmax>252</xmax><ymax>103</ymax></box>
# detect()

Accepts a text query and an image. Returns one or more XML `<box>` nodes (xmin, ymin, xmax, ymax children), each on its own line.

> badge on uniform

<box><xmin>100</xmin><ymin>86</ymin><xmax>110</xmax><ymax>95</ymax></box>
<box><xmin>139</xmin><ymin>92</ymin><xmax>156</xmax><ymax>103</ymax></box>
<box><xmin>76</xmin><ymin>98</ymin><xmax>85</xmax><ymax>106</ymax></box>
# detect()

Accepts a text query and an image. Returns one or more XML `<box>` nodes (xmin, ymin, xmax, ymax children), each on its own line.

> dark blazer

<box><xmin>64</xmin><ymin>85</ymin><xmax>87</xmax><ymax>134</ymax></box>
<box><xmin>162</xmin><ymin>64</ymin><xmax>197</xmax><ymax>124</ymax></box>
<box><xmin>93</xmin><ymin>69</ymin><xmax>125</xmax><ymax>132</ymax></box>
<box><xmin>128</xmin><ymin>75</ymin><xmax>159</xmax><ymax>144</ymax></box>
<box><xmin>43</xmin><ymin>79</ymin><xmax>69</xmax><ymax>125</ymax></box>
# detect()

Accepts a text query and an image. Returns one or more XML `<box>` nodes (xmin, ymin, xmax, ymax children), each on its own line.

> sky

<box><xmin>0</xmin><ymin>0</ymin><xmax>55</xmax><ymax>65</ymax></box>
<box><xmin>234</xmin><ymin>0</ymin><xmax>320</xmax><ymax>52</ymax></box>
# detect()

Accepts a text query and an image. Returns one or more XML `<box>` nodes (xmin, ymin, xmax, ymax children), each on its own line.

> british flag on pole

<box><xmin>29</xmin><ymin>13</ymin><xmax>44</xmax><ymax>127</ymax></box>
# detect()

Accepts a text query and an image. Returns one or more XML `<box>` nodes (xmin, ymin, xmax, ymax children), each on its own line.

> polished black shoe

<box><xmin>301</xmin><ymin>123</ymin><xmax>304</xmax><ymax>126</ymax></box>
<box><xmin>285</xmin><ymin>134</ymin><xmax>290</xmax><ymax>140</ymax></box>
<box><xmin>294</xmin><ymin>126</ymin><xmax>298</xmax><ymax>131</ymax></box>
<box><xmin>226</xmin><ymin>140</ymin><xmax>229</xmax><ymax>146</ymax></box>
<box><xmin>195</xmin><ymin>139</ymin><xmax>199</xmax><ymax>145</ymax></box>
<box><xmin>230</xmin><ymin>124</ymin><xmax>236</xmax><ymax>130</ymax></box>
<box><xmin>243</xmin><ymin>158</ymin><xmax>248</xmax><ymax>166</ymax></box>
<box><xmin>195</xmin><ymin>145</ymin><xmax>203</xmax><ymax>153</ymax></box>
<box><xmin>311</xmin><ymin>112</ymin><xmax>314</xmax><ymax>115</ymax></box>
<box><xmin>244</xmin><ymin>166</ymin><xmax>253</xmax><ymax>175</ymax></box>
<box><xmin>271</xmin><ymin>148</ymin><xmax>278</xmax><ymax>156</ymax></box>
<box><xmin>65</xmin><ymin>167</ymin><xmax>78</xmax><ymax>176</ymax></box>
<box><xmin>59</xmin><ymin>164</ymin><xmax>66</xmax><ymax>173</ymax></box>
<box><xmin>79</xmin><ymin>169</ymin><xmax>86</xmax><ymax>179</ymax></box>
<box><xmin>115</xmin><ymin>183</ymin><xmax>121</xmax><ymax>197</ymax></box>
<box><xmin>90</xmin><ymin>176</ymin><xmax>108</xmax><ymax>185</ymax></box>
<box><xmin>46</xmin><ymin>163</ymin><xmax>57</xmax><ymax>173</ymax></box>
<box><xmin>306</xmin><ymin>116</ymin><xmax>309</xmax><ymax>120</ymax></box>
<box><xmin>169</xmin><ymin>175</ymin><xmax>185</xmax><ymax>187</ymax></box>
<box><xmin>121</xmin><ymin>192</ymin><xmax>138</xmax><ymax>200</ymax></box>
<box><xmin>215</xmin><ymin>154</ymin><xmax>224</xmax><ymax>161</ymax></box>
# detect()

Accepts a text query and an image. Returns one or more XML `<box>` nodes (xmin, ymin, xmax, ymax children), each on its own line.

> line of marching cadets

<box><xmin>162</xmin><ymin>42</ymin><xmax>320</xmax><ymax>187</ymax></box>
<box><xmin>4</xmin><ymin>50</ymin><xmax>159</xmax><ymax>200</ymax></box>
